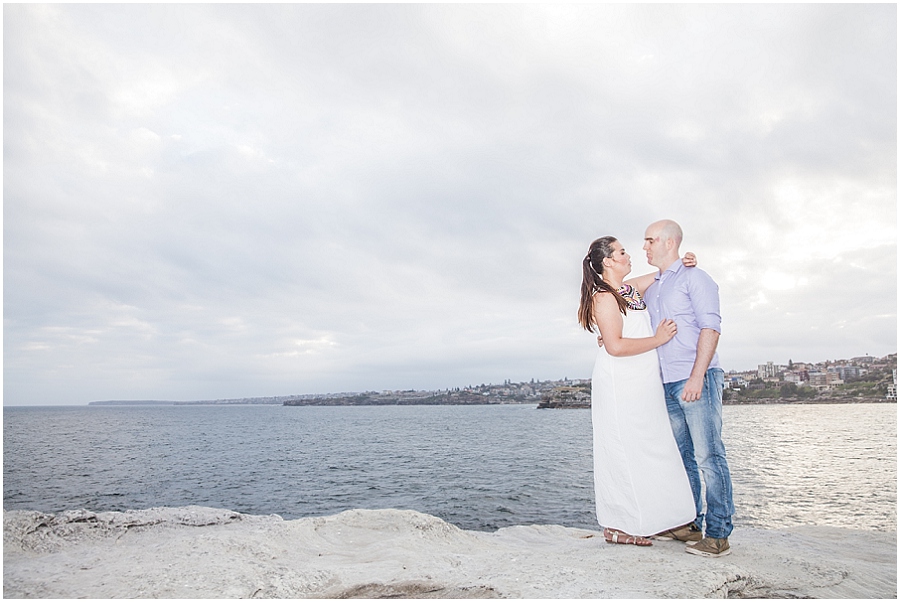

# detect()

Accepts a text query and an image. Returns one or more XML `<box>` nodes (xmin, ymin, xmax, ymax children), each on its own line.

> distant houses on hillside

<box><xmin>89</xmin><ymin>354</ymin><xmax>896</xmax><ymax>407</ymax></box>
<box><xmin>541</xmin><ymin>353</ymin><xmax>897</xmax><ymax>409</ymax></box>
<box><xmin>722</xmin><ymin>353</ymin><xmax>896</xmax><ymax>403</ymax></box>
<box><xmin>283</xmin><ymin>378</ymin><xmax>583</xmax><ymax>406</ymax></box>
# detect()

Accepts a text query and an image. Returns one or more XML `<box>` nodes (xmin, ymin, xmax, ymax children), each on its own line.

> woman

<box><xmin>577</xmin><ymin>236</ymin><xmax>696</xmax><ymax>546</ymax></box>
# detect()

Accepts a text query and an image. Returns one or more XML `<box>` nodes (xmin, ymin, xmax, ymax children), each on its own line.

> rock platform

<box><xmin>4</xmin><ymin>506</ymin><xmax>896</xmax><ymax>598</ymax></box>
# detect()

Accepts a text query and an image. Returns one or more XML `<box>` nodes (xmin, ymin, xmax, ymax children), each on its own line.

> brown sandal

<box><xmin>604</xmin><ymin>528</ymin><xmax>653</xmax><ymax>546</ymax></box>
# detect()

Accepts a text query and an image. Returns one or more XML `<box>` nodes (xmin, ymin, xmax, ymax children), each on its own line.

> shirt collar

<box><xmin>655</xmin><ymin>258</ymin><xmax>684</xmax><ymax>280</ymax></box>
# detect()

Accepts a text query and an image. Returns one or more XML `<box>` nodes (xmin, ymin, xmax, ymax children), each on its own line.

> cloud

<box><xmin>3</xmin><ymin>4</ymin><xmax>896</xmax><ymax>404</ymax></box>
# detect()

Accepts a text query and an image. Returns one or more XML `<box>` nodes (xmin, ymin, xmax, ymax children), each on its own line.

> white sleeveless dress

<box><xmin>591</xmin><ymin>296</ymin><xmax>695</xmax><ymax>536</ymax></box>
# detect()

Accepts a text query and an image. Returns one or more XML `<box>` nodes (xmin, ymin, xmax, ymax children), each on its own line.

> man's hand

<box><xmin>682</xmin><ymin>329</ymin><xmax>719</xmax><ymax>402</ymax></box>
<box><xmin>682</xmin><ymin>252</ymin><xmax>697</xmax><ymax>267</ymax></box>
<box><xmin>681</xmin><ymin>374</ymin><xmax>704</xmax><ymax>402</ymax></box>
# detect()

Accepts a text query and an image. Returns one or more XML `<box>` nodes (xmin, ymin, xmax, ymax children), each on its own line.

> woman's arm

<box><xmin>625</xmin><ymin>252</ymin><xmax>697</xmax><ymax>295</ymax></box>
<box><xmin>591</xmin><ymin>292</ymin><xmax>677</xmax><ymax>357</ymax></box>
<box><xmin>624</xmin><ymin>272</ymin><xmax>657</xmax><ymax>295</ymax></box>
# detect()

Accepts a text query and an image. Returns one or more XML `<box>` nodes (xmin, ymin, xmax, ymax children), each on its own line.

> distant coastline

<box><xmin>535</xmin><ymin>397</ymin><xmax>896</xmax><ymax>409</ymax></box>
<box><xmin>86</xmin><ymin>394</ymin><xmax>896</xmax><ymax>408</ymax></box>
<box><xmin>87</xmin><ymin>379</ymin><xmax>554</xmax><ymax>407</ymax></box>
<box><xmin>88</xmin><ymin>400</ymin><xmax>180</xmax><ymax>406</ymax></box>
<box><xmin>87</xmin><ymin>352</ymin><xmax>897</xmax><ymax>408</ymax></box>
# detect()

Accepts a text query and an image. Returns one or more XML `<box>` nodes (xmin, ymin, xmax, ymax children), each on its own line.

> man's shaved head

<box><xmin>649</xmin><ymin>219</ymin><xmax>683</xmax><ymax>247</ymax></box>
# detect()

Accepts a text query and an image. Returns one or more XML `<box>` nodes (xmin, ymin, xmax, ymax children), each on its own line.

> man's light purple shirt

<box><xmin>644</xmin><ymin>260</ymin><xmax>721</xmax><ymax>384</ymax></box>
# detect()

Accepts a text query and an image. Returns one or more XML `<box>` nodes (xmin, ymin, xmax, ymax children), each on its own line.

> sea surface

<box><xmin>3</xmin><ymin>403</ymin><xmax>896</xmax><ymax>532</ymax></box>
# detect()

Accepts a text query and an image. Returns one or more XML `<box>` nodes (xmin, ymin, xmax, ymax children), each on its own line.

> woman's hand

<box><xmin>654</xmin><ymin>319</ymin><xmax>677</xmax><ymax>344</ymax></box>
<box><xmin>682</xmin><ymin>252</ymin><xmax>697</xmax><ymax>267</ymax></box>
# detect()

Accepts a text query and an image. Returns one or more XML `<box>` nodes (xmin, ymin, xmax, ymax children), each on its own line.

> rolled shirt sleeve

<box><xmin>685</xmin><ymin>269</ymin><xmax>722</xmax><ymax>334</ymax></box>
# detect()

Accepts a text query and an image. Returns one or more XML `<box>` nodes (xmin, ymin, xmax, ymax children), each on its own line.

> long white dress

<box><xmin>591</xmin><ymin>301</ymin><xmax>695</xmax><ymax>536</ymax></box>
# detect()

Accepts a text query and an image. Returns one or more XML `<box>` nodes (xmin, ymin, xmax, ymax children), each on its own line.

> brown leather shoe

<box><xmin>685</xmin><ymin>536</ymin><xmax>731</xmax><ymax>557</ymax></box>
<box><xmin>653</xmin><ymin>523</ymin><xmax>702</xmax><ymax>542</ymax></box>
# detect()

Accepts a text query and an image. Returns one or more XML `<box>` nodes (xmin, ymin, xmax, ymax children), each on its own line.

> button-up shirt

<box><xmin>645</xmin><ymin>259</ymin><xmax>721</xmax><ymax>384</ymax></box>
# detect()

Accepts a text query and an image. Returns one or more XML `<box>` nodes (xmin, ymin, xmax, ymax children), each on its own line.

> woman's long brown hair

<box><xmin>577</xmin><ymin>236</ymin><xmax>629</xmax><ymax>333</ymax></box>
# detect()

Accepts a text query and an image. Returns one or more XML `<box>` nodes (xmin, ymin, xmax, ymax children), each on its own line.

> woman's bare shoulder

<box><xmin>591</xmin><ymin>289</ymin><xmax>619</xmax><ymax>312</ymax></box>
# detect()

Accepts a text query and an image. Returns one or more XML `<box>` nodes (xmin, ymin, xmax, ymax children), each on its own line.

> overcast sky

<box><xmin>4</xmin><ymin>4</ymin><xmax>897</xmax><ymax>405</ymax></box>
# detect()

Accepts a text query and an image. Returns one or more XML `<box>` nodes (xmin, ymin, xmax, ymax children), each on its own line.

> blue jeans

<box><xmin>664</xmin><ymin>368</ymin><xmax>734</xmax><ymax>539</ymax></box>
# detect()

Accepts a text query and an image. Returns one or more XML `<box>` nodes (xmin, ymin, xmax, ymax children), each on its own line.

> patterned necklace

<box><xmin>616</xmin><ymin>283</ymin><xmax>647</xmax><ymax>311</ymax></box>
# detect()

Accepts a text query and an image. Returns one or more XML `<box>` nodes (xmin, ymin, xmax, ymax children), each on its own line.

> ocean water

<box><xmin>3</xmin><ymin>403</ymin><xmax>896</xmax><ymax>532</ymax></box>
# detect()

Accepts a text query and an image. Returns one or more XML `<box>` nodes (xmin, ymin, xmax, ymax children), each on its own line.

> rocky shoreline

<box><xmin>4</xmin><ymin>506</ymin><xmax>896</xmax><ymax>598</ymax></box>
<box><xmin>537</xmin><ymin>394</ymin><xmax>895</xmax><ymax>409</ymax></box>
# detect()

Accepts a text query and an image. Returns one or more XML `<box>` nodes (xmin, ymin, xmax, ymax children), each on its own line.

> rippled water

<box><xmin>3</xmin><ymin>403</ymin><xmax>895</xmax><ymax>532</ymax></box>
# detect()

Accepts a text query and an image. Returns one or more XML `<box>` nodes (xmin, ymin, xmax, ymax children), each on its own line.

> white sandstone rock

<box><xmin>3</xmin><ymin>506</ymin><xmax>896</xmax><ymax>598</ymax></box>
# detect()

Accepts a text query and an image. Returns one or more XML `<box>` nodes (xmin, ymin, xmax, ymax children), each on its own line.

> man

<box><xmin>642</xmin><ymin>219</ymin><xmax>734</xmax><ymax>558</ymax></box>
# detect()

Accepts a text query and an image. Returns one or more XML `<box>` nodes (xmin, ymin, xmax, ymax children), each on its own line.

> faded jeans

<box><xmin>664</xmin><ymin>368</ymin><xmax>734</xmax><ymax>539</ymax></box>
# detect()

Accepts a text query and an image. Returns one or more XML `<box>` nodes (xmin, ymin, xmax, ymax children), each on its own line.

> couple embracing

<box><xmin>577</xmin><ymin>219</ymin><xmax>734</xmax><ymax>558</ymax></box>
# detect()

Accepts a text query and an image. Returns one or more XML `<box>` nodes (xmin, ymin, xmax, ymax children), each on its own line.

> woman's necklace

<box><xmin>616</xmin><ymin>283</ymin><xmax>647</xmax><ymax>311</ymax></box>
